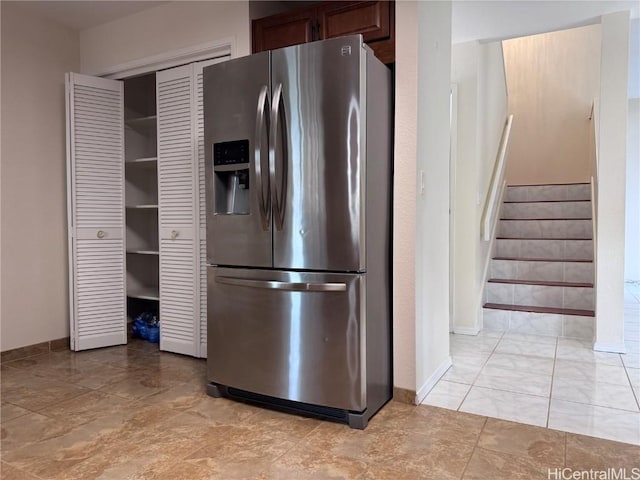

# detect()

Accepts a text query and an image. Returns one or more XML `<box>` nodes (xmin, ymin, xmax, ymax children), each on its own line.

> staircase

<box><xmin>483</xmin><ymin>183</ymin><xmax>595</xmax><ymax>339</ymax></box>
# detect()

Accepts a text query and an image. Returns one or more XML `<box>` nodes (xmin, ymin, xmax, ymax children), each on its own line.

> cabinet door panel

<box><xmin>320</xmin><ymin>1</ymin><xmax>390</xmax><ymax>43</ymax></box>
<box><xmin>66</xmin><ymin>73</ymin><xmax>126</xmax><ymax>351</ymax></box>
<box><xmin>157</xmin><ymin>65</ymin><xmax>199</xmax><ymax>357</ymax></box>
<box><xmin>252</xmin><ymin>9</ymin><xmax>315</xmax><ymax>53</ymax></box>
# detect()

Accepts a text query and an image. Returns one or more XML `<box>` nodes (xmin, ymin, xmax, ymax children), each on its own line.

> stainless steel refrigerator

<box><xmin>203</xmin><ymin>35</ymin><xmax>392</xmax><ymax>429</ymax></box>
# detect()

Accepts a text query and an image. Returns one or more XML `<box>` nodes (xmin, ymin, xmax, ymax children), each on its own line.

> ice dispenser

<box><xmin>213</xmin><ymin>140</ymin><xmax>250</xmax><ymax>215</ymax></box>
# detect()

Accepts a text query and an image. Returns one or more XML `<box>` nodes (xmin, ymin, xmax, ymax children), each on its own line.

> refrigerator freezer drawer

<box><xmin>208</xmin><ymin>266</ymin><xmax>366</xmax><ymax>411</ymax></box>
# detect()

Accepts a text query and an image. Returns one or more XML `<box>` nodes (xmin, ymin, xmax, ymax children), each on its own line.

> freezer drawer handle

<box><xmin>255</xmin><ymin>85</ymin><xmax>271</xmax><ymax>231</ymax></box>
<box><xmin>216</xmin><ymin>276</ymin><xmax>346</xmax><ymax>292</ymax></box>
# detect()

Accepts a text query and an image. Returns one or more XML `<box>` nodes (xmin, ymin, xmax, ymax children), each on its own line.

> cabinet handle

<box><xmin>97</xmin><ymin>230</ymin><xmax>105</xmax><ymax>239</ymax></box>
<box><xmin>171</xmin><ymin>230</ymin><xmax>179</xmax><ymax>239</ymax></box>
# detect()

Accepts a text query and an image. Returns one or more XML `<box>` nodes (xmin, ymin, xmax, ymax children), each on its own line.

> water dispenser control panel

<box><xmin>212</xmin><ymin>139</ymin><xmax>250</xmax><ymax>215</ymax></box>
<box><xmin>214</xmin><ymin>140</ymin><xmax>249</xmax><ymax>167</ymax></box>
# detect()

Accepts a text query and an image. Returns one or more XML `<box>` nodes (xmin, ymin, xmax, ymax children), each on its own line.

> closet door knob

<box><xmin>97</xmin><ymin>230</ymin><xmax>105</xmax><ymax>239</ymax></box>
<box><xmin>171</xmin><ymin>230</ymin><xmax>179</xmax><ymax>239</ymax></box>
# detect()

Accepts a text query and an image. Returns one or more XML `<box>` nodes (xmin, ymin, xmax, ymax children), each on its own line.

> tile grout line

<box><xmin>459</xmin><ymin>416</ymin><xmax>488</xmax><ymax>480</ymax></box>
<box><xmin>622</xmin><ymin>357</ymin><xmax>640</xmax><ymax>412</ymax></box>
<box><xmin>1</xmin><ymin>460</ymin><xmax>48</xmax><ymax>480</ymax></box>
<box><xmin>455</xmin><ymin>332</ymin><xmax>505</xmax><ymax>411</ymax></box>
<box><xmin>546</xmin><ymin>336</ymin><xmax>559</xmax><ymax>428</ymax></box>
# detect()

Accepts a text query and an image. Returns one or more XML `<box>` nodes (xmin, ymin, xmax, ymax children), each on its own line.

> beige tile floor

<box><xmin>2</xmin><ymin>338</ymin><xmax>640</xmax><ymax>479</ymax></box>
<box><xmin>425</xmin><ymin>282</ymin><xmax>640</xmax><ymax>446</ymax></box>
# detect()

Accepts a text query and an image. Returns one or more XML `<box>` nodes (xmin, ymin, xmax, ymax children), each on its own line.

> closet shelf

<box><xmin>125</xmin><ymin>115</ymin><xmax>157</xmax><ymax>133</ymax></box>
<box><xmin>126</xmin><ymin>250</ymin><xmax>159</xmax><ymax>255</ymax></box>
<box><xmin>127</xmin><ymin>287</ymin><xmax>159</xmax><ymax>302</ymax></box>
<box><xmin>126</xmin><ymin>204</ymin><xmax>158</xmax><ymax>209</ymax></box>
<box><xmin>126</xmin><ymin>156</ymin><xmax>157</xmax><ymax>165</ymax></box>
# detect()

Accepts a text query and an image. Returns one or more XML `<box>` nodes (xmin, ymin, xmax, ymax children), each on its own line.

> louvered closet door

<box><xmin>194</xmin><ymin>57</ymin><xmax>228</xmax><ymax>358</ymax></box>
<box><xmin>157</xmin><ymin>65</ymin><xmax>200</xmax><ymax>356</ymax></box>
<box><xmin>66</xmin><ymin>73</ymin><xmax>126</xmax><ymax>351</ymax></box>
<box><xmin>195</xmin><ymin>64</ymin><xmax>208</xmax><ymax>358</ymax></box>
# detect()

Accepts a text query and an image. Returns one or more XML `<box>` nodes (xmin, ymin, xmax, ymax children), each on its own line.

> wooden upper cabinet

<box><xmin>252</xmin><ymin>1</ymin><xmax>395</xmax><ymax>64</ymax></box>
<box><xmin>252</xmin><ymin>9</ymin><xmax>316</xmax><ymax>53</ymax></box>
<box><xmin>319</xmin><ymin>1</ymin><xmax>390</xmax><ymax>43</ymax></box>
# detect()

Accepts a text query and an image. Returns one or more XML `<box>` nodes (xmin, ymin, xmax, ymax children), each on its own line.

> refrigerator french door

<box><xmin>203</xmin><ymin>35</ymin><xmax>392</xmax><ymax>429</ymax></box>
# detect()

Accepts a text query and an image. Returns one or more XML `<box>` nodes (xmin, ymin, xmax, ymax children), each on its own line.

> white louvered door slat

<box><xmin>197</xmin><ymin>67</ymin><xmax>207</xmax><ymax>358</ymax></box>
<box><xmin>194</xmin><ymin>57</ymin><xmax>228</xmax><ymax>358</ymax></box>
<box><xmin>157</xmin><ymin>65</ymin><xmax>199</xmax><ymax>357</ymax></box>
<box><xmin>66</xmin><ymin>73</ymin><xmax>126</xmax><ymax>351</ymax></box>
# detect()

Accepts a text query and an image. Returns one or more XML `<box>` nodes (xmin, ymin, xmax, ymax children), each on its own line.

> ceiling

<box><xmin>7</xmin><ymin>0</ymin><xmax>640</xmax><ymax>39</ymax></box>
<box><xmin>10</xmin><ymin>1</ymin><xmax>166</xmax><ymax>31</ymax></box>
<box><xmin>452</xmin><ymin>0</ymin><xmax>640</xmax><ymax>44</ymax></box>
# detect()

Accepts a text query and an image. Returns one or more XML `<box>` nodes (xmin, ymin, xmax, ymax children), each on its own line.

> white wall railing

<box><xmin>589</xmin><ymin>98</ymin><xmax>599</xmax><ymax>253</ymax></box>
<box><xmin>481</xmin><ymin>114</ymin><xmax>514</xmax><ymax>241</ymax></box>
<box><xmin>589</xmin><ymin>98</ymin><xmax>599</xmax><ymax>303</ymax></box>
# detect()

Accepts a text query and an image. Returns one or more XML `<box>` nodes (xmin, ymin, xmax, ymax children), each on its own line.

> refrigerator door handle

<box><xmin>216</xmin><ymin>276</ymin><xmax>347</xmax><ymax>292</ymax></box>
<box><xmin>255</xmin><ymin>85</ymin><xmax>271</xmax><ymax>231</ymax></box>
<box><xmin>269</xmin><ymin>83</ymin><xmax>287</xmax><ymax>231</ymax></box>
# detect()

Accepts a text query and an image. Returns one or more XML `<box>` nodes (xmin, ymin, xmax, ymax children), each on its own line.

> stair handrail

<box><xmin>590</xmin><ymin>97</ymin><xmax>599</xmax><ymax>253</ymax></box>
<box><xmin>482</xmin><ymin>114</ymin><xmax>514</xmax><ymax>241</ymax></box>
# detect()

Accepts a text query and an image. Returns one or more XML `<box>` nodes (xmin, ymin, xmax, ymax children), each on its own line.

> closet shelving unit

<box><xmin>124</xmin><ymin>73</ymin><xmax>160</xmax><ymax>306</ymax></box>
<box><xmin>67</xmin><ymin>59</ymin><xmax>226</xmax><ymax>355</ymax></box>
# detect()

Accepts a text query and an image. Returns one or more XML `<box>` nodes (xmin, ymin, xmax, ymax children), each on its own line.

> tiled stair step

<box><xmin>502</xmin><ymin>200</ymin><xmax>591</xmax><ymax>219</ymax></box>
<box><xmin>497</xmin><ymin>219</ymin><xmax>593</xmax><ymax>239</ymax></box>
<box><xmin>504</xmin><ymin>183</ymin><xmax>591</xmax><ymax>202</ymax></box>
<box><xmin>483</xmin><ymin>305</ymin><xmax>594</xmax><ymax>338</ymax></box>
<box><xmin>484</xmin><ymin>303</ymin><xmax>595</xmax><ymax>317</ymax></box>
<box><xmin>486</xmin><ymin>280</ymin><xmax>594</xmax><ymax>310</ymax></box>
<box><xmin>497</xmin><ymin>237</ymin><xmax>592</xmax><ymax>241</ymax></box>
<box><xmin>488</xmin><ymin>279</ymin><xmax>593</xmax><ymax>288</ymax></box>
<box><xmin>495</xmin><ymin>239</ymin><xmax>593</xmax><ymax>261</ymax></box>
<box><xmin>490</xmin><ymin>258</ymin><xmax>594</xmax><ymax>283</ymax></box>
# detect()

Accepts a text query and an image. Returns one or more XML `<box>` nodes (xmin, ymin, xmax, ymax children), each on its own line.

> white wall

<box><xmin>476</xmin><ymin>42</ymin><xmax>509</xmax><ymax>316</ymax></box>
<box><xmin>392</xmin><ymin>0</ymin><xmax>418</xmax><ymax>392</ymax></box>
<box><xmin>451</xmin><ymin>40</ymin><xmax>508</xmax><ymax>333</ymax></box>
<box><xmin>503</xmin><ymin>24</ymin><xmax>601</xmax><ymax>185</ymax></box>
<box><xmin>79</xmin><ymin>1</ymin><xmax>251</xmax><ymax>74</ymax></box>
<box><xmin>627</xmin><ymin>18</ymin><xmax>639</xmax><ymax>98</ymax></box>
<box><xmin>414</xmin><ymin>0</ymin><xmax>453</xmax><ymax>401</ymax></box>
<box><xmin>0</xmin><ymin>3</ymin><xmax>80</xmax><ymax>351</ymax></box>
<box><xmin>451</xmin><ymin>42</ymin><xmax>480</xmax><ymax>333</ymax></box>
<box><xmin>627</xmin><ymin>98</ymin><xmax>640</xmax><ymax>281</ymax></box>
<box><xmin>393</xmin><ymin>1</ymin><xmax>453</xmax><ymax>399</ymax></box>
<box><xmin>626</xmin><ymin>18</ymin><xmax>640</xmax><ymax>281</ymax></box>
<box><xmin>595</xmin><ymin>11</ymin><xmax>629</xmax><ymax>352</ymax></box>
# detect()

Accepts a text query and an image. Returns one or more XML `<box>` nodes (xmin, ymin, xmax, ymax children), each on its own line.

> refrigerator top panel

<box><xmin>271</xmin><ymin>35</ymin><xmax>367</xmax><ymax>272</ymax></box>
<box><xmin>203</xmin><ymin>51</ymin><xmax>273</xmax><ymax>268</ymax></box>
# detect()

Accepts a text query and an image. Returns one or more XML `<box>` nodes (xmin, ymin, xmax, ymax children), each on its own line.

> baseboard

<box><xmin>453</xmin><ymin>326</ymin><xmax>480</xmax><ymax>336</ymax></box>
<box><xmin>593</xmin><ymin>342</ymin><xmax>626</xmax><ymax>354</ymax></box>
<box><xmin>415</xmin><ymin>356</ymin><xmax>453</xmax><ymax>405</ymax></box>
<box><xmin>1</xmin><ymin>337</ymin><xmax>70</xmax><ymax>363</ymax></box>
<box><xmin>393</xmin><ymin>387</ymin><xmax>417</xmax><ymax>405</ymax></box>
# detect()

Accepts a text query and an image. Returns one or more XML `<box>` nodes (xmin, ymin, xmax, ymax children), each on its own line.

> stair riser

<box><xmin>486</xmin><ymin>283</ymin><xmax>594</xmax><ymax>310</ymax></box>
<box><xmin>495</xmin><ymin>239</ymin><xmax>593</xmax><ymax>261</ymax></box>
<box><xmin>483</xmin><ymin>308</ymin><xmax>594</xmax><ymax>339</ymax></box>
<box><xmin>498</xmin><ymin>219</ymin><xmax>592</xmax><ymax>239</ymax></box>
<box><xmin>504</xmin><ymin>184</ymin><xmax>591</xmax><ymax>202</ymax></box>
<box><xmin>502</xmin><ymin>201</ymin><xmax>591</xmax><ymax>219</ymax></box>
<box><xmin>490</xmin><ymin>259</ymin><xmax>594</xmax><ymax>283</ymax></box>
